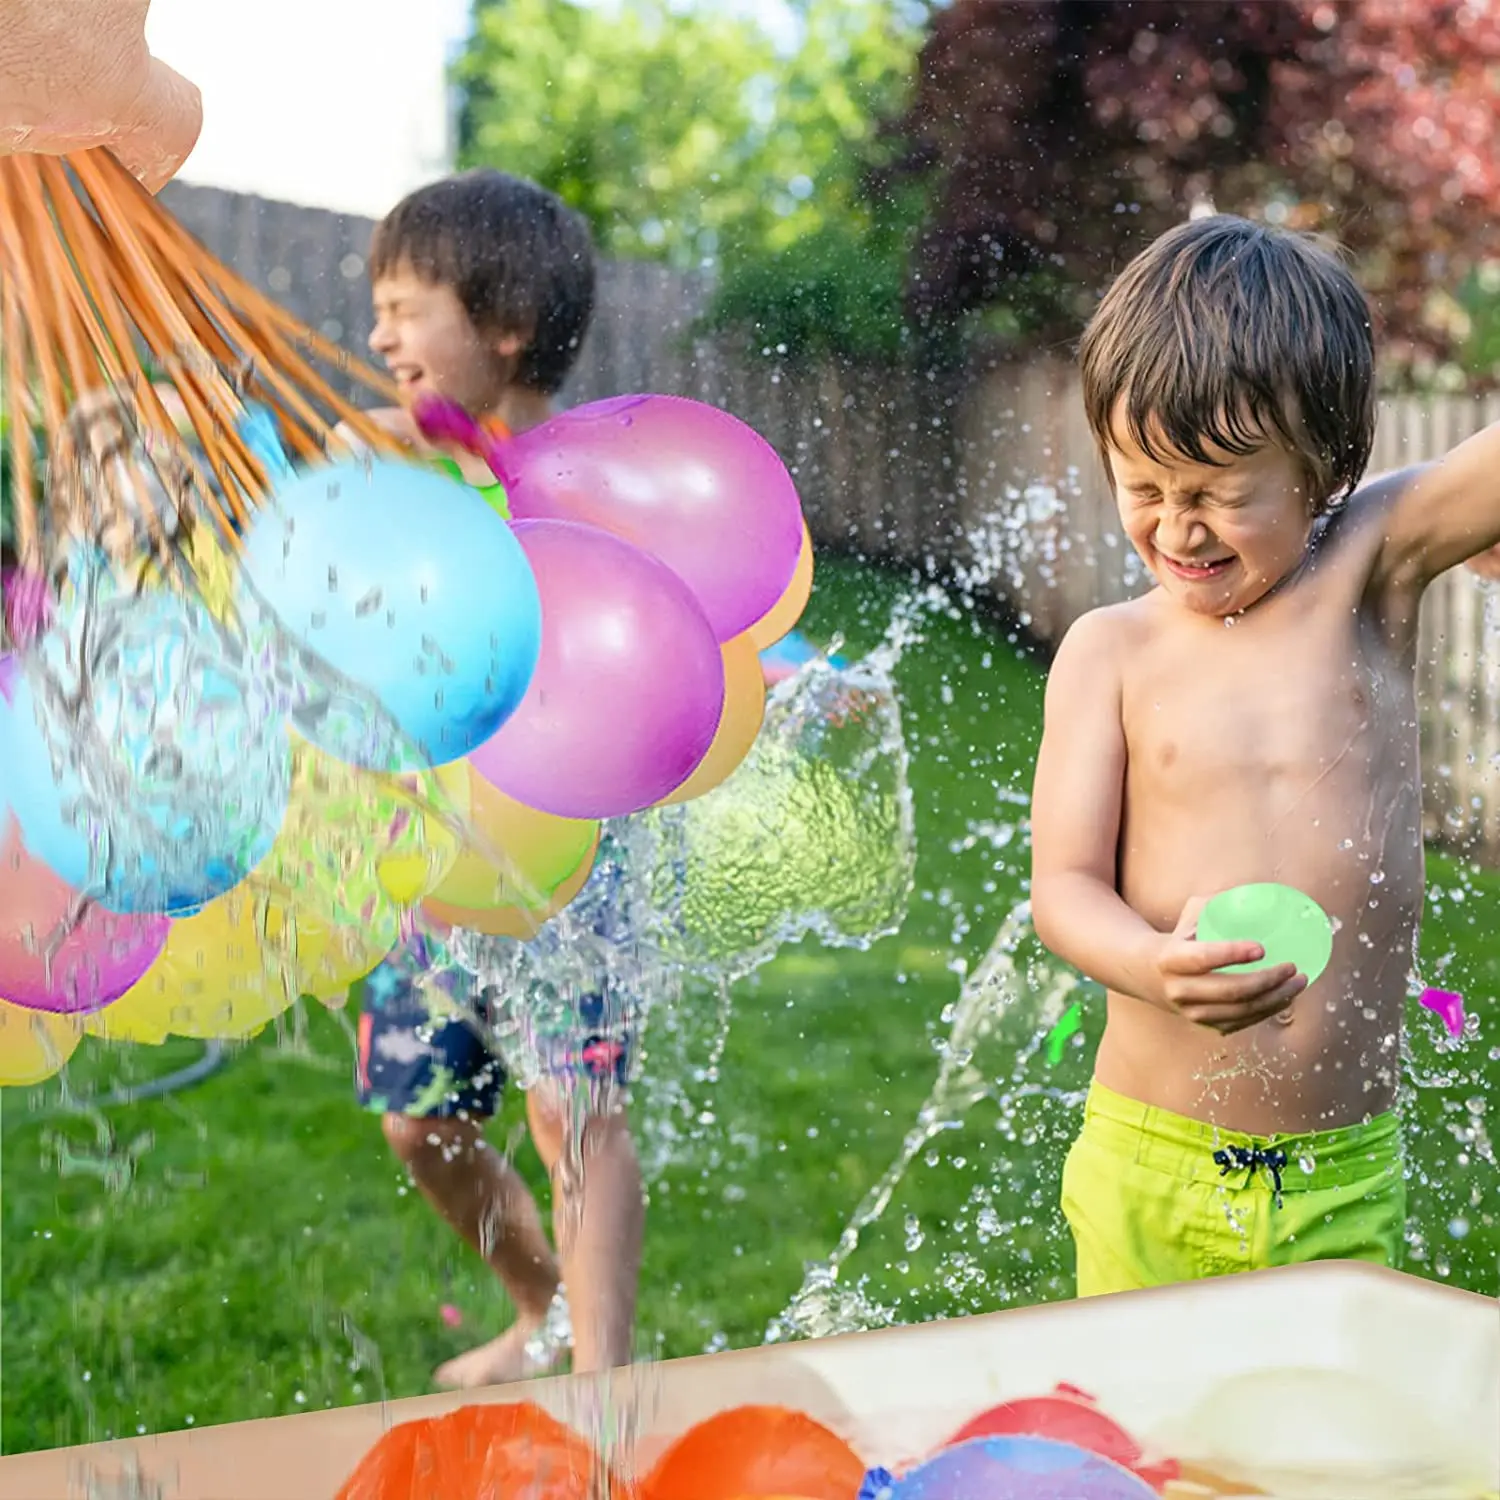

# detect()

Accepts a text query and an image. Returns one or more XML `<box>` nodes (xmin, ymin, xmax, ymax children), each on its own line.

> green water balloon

<box><xmin>1197</xmin><ymin>883</ymin><xmax>1334</xmax><ymax>985</ymax></box>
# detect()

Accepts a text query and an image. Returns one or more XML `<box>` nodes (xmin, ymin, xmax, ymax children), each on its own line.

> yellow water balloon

<box><xmin>0</xmin><ymin>999</ymin><xmax>82</xmax><ymax>1085</ymax></box>
<box><xmin>424</xmin><ymin>829</ymin><xmax>600</xmax><ymax>939</ymax></box>
<box><xmin>87</xmin><ymin>887</ymin><xmax>398</xmax><ymax>1043</ymax></box>
<box><xmin>429</xmin><ymin>763</ymin><xmax>599</xmax><ymax>912</ymax></box>
<box><xmin>259</xmin><ymin>737</ymin><xmax>469</xmax><ymax>927</ymax></box>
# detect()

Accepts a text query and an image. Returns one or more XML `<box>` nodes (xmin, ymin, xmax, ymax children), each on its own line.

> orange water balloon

<box><xmin>643</xmin><ymin>1405</ymin><xmax>865</xmax><ymax>1500</ymax></box>
<box><xmin>336</xmin><ymin>1401</ymin><xmax>620</xmax><ymax>1500</ymax></box>
<box><xmin>658</xmin><ymin>631</ymin><xmax>767</xmax><ymax>805</ymax></box>
<box><xmin>747</xmin><ymin>521</ymin><xmax>814</xmax><ymax>650</ymax></box>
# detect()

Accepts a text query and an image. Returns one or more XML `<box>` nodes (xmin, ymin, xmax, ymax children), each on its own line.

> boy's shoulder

<box><xmin>1042</xmin><ymin>595</ymin><xmax>1156</xmax><ymax>706</ymax></box>
<box><xmin>1057</xmin><ymin>592</ymin><xmax>1158</xmax><ymax>657</ymax></box>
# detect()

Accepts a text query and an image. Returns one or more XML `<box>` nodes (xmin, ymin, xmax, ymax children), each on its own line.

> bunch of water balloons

<box><xmin>0</xmin><ymin>392</ymin><xmax>812</xmax><ymax>1084</ymax></box>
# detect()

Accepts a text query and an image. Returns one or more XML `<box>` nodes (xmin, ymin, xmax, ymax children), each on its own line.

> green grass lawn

<box><xmin>3</xmin><ymin>556</ymin><xmax>1496</xmax><ymax>1455</ymax></box>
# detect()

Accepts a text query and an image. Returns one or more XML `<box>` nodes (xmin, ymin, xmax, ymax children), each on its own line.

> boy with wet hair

<box><xmin>1031</xmin><ymin>213</ymin><xmax>1500</xmax><ymax>1295</ymax></box>
<box><xmin>345</xmin><ymin>168</ymin><xmax>644</xmax><ymax>1386</ymax></box>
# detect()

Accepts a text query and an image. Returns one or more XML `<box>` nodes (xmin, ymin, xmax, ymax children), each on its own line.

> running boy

<box><xmin>347</xmin><ymin>169</ymin><xmax>644</xmax><ymax>1385</ymax></box>
<box><xmin>1030</xmin><ymin>214</ymin><xmax>1500</xmax><ymax>1297</ymax></box>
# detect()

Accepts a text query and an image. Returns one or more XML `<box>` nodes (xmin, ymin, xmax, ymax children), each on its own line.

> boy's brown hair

<box><xmin>1078</xmin><ymin>214</ymin><xmax>1376</xmax><ymax>512</ymax></box>
<box><xmin>371</xmin><ymin>168</ymin><xmax>596</xmax><ymax>396</ymax></box>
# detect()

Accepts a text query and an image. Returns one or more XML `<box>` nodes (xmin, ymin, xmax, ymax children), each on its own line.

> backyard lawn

<box><xmin>2</xmin><ymin>556</ymin><xmax>1496</xmax><ymax>1455</ymax></box>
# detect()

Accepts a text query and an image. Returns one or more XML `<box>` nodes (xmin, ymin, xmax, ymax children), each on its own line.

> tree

<box><xmin>456</xmin><ymin>0</ymin><xmax>928</xmax><ymax>358</ymax></box>
<box><xmin>887</xmin><ymin>0</ymin><xmax>1500</xmax><ymax>378</ymax></box>
<box><xmin>457</xmin><ymin>0</ymin><xmax>775</xmax><ymax>266</ymax></box>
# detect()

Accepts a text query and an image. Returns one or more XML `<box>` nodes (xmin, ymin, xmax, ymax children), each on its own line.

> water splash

<box><xmin>768</xmin><ymin>898</ymin><xmax>1087</xmax><ymax>1342</ymax></box>
<box><xmin>449</xmin><ymin>641</ymin><xmax>913</xmax><ymax>1061</ymax></box>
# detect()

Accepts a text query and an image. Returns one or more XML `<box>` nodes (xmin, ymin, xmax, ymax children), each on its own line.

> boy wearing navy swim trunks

<box><xmin>343</xmin><ymin>170</ymin><xmax>644</xmax><ymax>1386</ymax></box>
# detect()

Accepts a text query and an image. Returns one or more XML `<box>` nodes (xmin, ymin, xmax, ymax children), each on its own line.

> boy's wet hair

<box><xmin>1079</xmin><ymin>214</ymin><xmax>1376</xmax><ymax>512</ymax></box>
<box><xmin>371</xmin><ymin>168</ymin><xmax>596</xmax><ymax>396</ymax></box>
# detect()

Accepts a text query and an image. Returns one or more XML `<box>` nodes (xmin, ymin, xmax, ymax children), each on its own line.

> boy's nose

<box><xmin>1156</xmin><ymin>512</ymin><xmax>1210</xmax><ymax>554</ymax></box>
<box><xmin>368</xmin><ymin>322</ymin><xmax>396</xmax><ymax>356</ymax></box>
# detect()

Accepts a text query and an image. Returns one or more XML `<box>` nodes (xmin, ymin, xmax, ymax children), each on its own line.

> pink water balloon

<box><xmin>484</xmin><ymin>394</ymin><xmax>805</xmax><ymax>644</ymax></box>
<box><xmin>470</xmin><ymin>520</ymin><xmax>726</xmax><ymax>819</ymax></box>
<box><xmin>1418</xmin><ymin>986</ymin><xmax>1466</xmax><ymax>1038</ymax></box>
<box><xmin>0</xmin><ymin>814</ymin><xmax>170</xmax><ymax>1015</ymax></box>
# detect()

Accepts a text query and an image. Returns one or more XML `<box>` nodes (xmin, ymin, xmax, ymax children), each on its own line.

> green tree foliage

<box><xmin>1461</xmin><ymin>266</ymin><xmax>1500</xmax><ymax>385</ymax></box>
<box><xmin>455</xmin><ymin>0</ymin><xmax>928</xmax><ymax>359</ymax></box>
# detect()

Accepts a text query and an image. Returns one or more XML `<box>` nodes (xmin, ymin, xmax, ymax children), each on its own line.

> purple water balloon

<box><xmin>493</xmin><ymin>394</ymin><xmax>805</xmax><ymax>643</ymax></box>
<box><xmin>882</xmin><ymin>1436</ymin><xmax>1159</xmax><ymax>1500</ymax></box>
<box><xmin>1</xmin><ymin>568</ymin><xmax>52</xmax><ymax>650</ymax></box>
<box><xmin>469</xmin><ymin>520</ymin><xmax>725</xmax><ymax>820</ymax></box>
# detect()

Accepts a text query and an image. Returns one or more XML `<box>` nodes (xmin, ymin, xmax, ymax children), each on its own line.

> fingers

<box><xmin>1159</xmin><ymin>938</ymin><xmax>1266</xmax><ymax>975</ymax></box>
<box><xmin>1178</xmin><ymin>972</ymin><xmax>1308</xmax><ymax>1034</ymax></box>
<box><xmin>1171</xmin><ymin>895</ymin><xmax>1210</xmax><ymax>939</ymax></box>
<box><xmin>1169</xmin><ymin>961</ymin><xmax>1299</xmax><ymax>1007</ymax></box>
<box><xmin>109</xmin><ymin>57</ymin><xmax>202</xmax><ymax>193</ymax></box>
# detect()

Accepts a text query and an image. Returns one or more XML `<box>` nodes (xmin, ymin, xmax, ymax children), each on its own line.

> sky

<box><xmin>146</xmin><ymin>0</ymin><xmax>473</xmax><ymax>216</ymax></box>
<box><xmin>146</xmin><ymin>0</ymin><xmax>801</xmax><ymax>217</ymax></box>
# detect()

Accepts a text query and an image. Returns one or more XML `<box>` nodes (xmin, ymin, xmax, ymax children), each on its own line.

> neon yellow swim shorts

<box><xmin>1061</xmin><ymin>1080</ymin><xmax>1406</xmax><ymax>1298</ymax></box>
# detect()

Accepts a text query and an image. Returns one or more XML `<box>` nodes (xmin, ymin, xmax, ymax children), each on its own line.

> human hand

<box><xmin>0</xmin><ymin>0</ymin><xmax>201</xmax><ymax>192</ymax></box>
<box><xmin>1148</xmin><ymin>896</ymin><xmax>1306</xmax><ymax>1034</ymax></box>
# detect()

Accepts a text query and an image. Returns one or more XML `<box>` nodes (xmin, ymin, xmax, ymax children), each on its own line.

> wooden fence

<box><xmin>161</xmin><ymin>183</ymin><xmax>1500</xmax><ymax>855</ymax></box>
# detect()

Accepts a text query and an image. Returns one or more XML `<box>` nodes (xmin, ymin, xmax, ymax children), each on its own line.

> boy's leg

<box><xmin>382</xmin><ymin>1112</ymin><xmax>561</xmax><ymax>1386</ymax></box>
<box><xmin>525</xmin><ymin>1081</ymin><xmax>644</xmax><ymax>1374</ymax></box>
<box><xmin>358</xmin><ymin>983</ymin><xmax>560</xmax><ymax>1388</ymax></box>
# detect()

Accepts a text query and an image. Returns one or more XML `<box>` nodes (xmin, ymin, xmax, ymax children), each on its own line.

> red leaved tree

<box><xmin>888</xmin><ymin>0</ymin><xmax>1500</xmax><ymax>376</ymax></box>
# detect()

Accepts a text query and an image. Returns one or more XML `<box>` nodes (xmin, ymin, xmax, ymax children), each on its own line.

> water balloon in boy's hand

<box><xmin>1197</xmin><ymin>883</ymin><xmax>1335</xmax><ymax>986</ymax></box>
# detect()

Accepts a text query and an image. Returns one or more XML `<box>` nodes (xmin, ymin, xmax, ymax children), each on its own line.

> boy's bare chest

<box><xmin>1121</xmin><ymin>608</ymin><xmax>1414</xmax><ymax>789</ymax></box>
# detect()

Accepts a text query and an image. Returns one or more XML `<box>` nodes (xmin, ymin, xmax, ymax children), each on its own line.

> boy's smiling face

<box><xmin>1108</xmin><ymin>411</ymin><xmax>1316</xmax><ymax>617</ymax></box>
<box><xmin>368</xmin><ymin>263</ymin><xmax>525</xmax><ymax>416</ymax></box>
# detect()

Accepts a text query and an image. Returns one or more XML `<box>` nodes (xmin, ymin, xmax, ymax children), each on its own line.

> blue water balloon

<box><xmin>878</xmin><ymin>1436</ymin><xmax>1158</xmax><ymax>1500</ymax></box>
<box><xmin>0</xmin><ymin>583</ymin><xmax>292</xmax><ymax>917</ymax></box>
<box><xmin>239</xmin><ymin>459</ymin><xmax>542</xmax><ymax>770</ymax></box>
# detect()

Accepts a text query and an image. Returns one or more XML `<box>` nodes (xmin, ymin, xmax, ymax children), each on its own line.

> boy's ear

<box><xmin>490</xmin><ymin>325</ymin><xmax>530</xmax><ymax>361</ymax></box>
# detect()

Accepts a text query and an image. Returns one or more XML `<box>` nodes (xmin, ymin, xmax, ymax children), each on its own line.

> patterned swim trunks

<box><xmin>354</xmin><ymin>930</ymin><xmax>634</xmax><ymax>1120</ymax></box>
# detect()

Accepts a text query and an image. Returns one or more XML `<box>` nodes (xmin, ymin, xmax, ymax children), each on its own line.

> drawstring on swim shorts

<box><xmin>1212</xmin><ymin>1144</ymin><xmax>1288</xmax><ymax>1207</ymax></box>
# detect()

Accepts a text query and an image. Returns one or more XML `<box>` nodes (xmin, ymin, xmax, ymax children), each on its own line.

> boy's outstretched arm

<box><xmin>1375</xmin><ymin>421</ymin><xmax>1500</xmax><ymax>592</ymax></box>
<box><xmin>1029</xmin><ymin>610</ymin><xmax>1301</xmax><ymax>1031</ymax></box>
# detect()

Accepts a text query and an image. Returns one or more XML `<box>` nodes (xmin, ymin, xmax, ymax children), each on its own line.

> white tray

<box><xmin>0</xmin><ymin>1263</ymin><xmax>1493</xmax><ymax>1498</ymax></box>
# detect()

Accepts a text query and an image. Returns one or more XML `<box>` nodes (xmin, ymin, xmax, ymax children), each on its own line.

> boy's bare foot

<box><xmin>433</xmin><ymin>1319</ymin><xmax>559</xmax><ymax>1391</ymax></box>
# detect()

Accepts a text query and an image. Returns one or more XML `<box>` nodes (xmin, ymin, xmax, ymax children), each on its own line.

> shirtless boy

<box><xmin>1030</xmin><ymin>214</ymin><xmax>1498</xmax><ymax>1295</ymax></box>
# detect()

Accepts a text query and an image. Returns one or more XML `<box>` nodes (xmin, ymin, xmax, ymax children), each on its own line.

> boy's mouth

<box><xmin>389</xmin><ymin>364</ymin><xmax>427</xmax><ymax>393</ymax></box>
<box><xmin>1160</xmin><ymin>553</ymin><xmax>1234</xmax><ymax>583</ymax></box>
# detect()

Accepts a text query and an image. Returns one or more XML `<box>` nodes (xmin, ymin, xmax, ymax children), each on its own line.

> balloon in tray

<box><xmin>882</xmin><ymin>1435</ymin><xmax>1159</xmax><ymax>1499</ymax></box>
